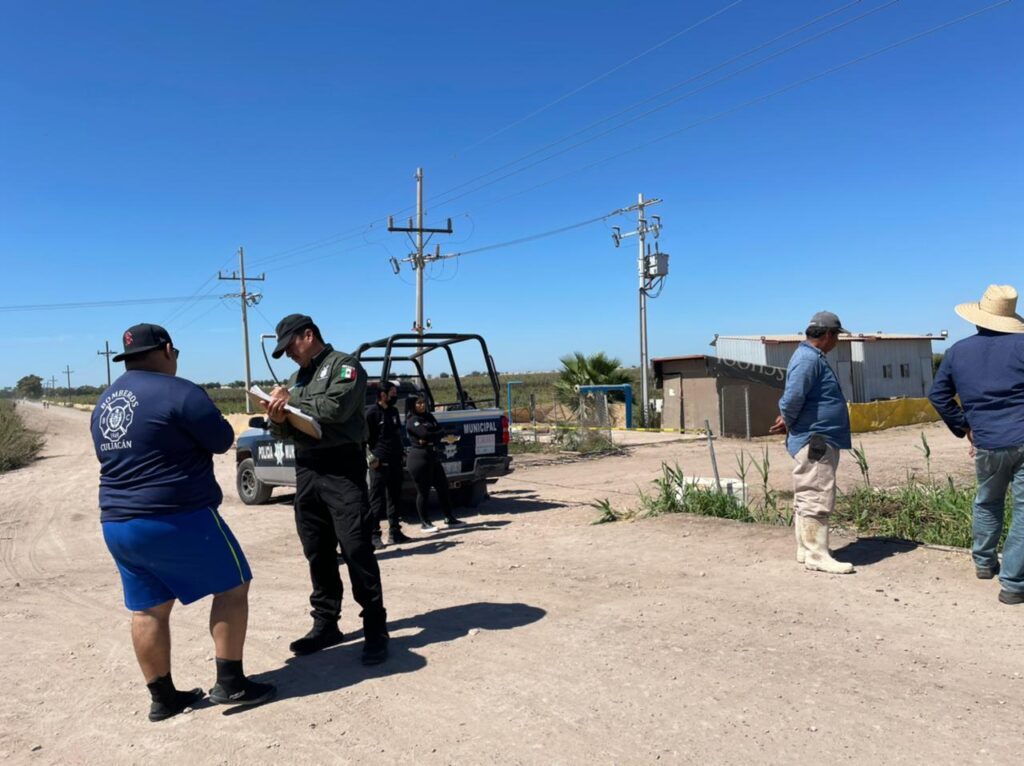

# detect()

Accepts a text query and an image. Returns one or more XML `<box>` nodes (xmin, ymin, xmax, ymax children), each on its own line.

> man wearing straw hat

<box><xmin>929</xmin><ymin>285</ymin><xmax>1024</xmax><ymax>605</ymax></box>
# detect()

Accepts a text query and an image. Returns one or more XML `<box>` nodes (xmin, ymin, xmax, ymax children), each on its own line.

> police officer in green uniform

<box><xmin>262</xmin><ymin>314</ymin><xmax>388</xmax><ymax>665</ymax></box>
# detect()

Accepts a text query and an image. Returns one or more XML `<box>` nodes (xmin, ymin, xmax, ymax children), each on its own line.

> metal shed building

<box><xmin>711</xmin><ymin>333</ymin><xmax>946</xmax><ymax>403</ymax></box>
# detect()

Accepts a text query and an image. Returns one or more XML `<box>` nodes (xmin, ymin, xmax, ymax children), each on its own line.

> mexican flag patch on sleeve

<box><xmin>339</xmin><ymin>365</ymin><xmax>356</xmax><ymax>381</ymax></box>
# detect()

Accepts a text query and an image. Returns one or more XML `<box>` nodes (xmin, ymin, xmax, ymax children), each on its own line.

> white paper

<box><xmin>248</xmin><ymin>385</ymin><xmax>322</xmax><ymax>439</ymax></box>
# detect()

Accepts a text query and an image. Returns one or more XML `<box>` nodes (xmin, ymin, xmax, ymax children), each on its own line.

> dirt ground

<box><xmin>2</xmin><ymin>402</ymin><xmax>1019</xmax><ymax>765</ymax></box>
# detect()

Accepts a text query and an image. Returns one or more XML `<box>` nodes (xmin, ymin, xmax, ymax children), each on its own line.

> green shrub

<box><xmin>835</xmin><ymin>478</ymin><xmax>999</xmax><ymax>549</ymax></box>
<box><xmin>0</xmin><ymin>401</ymin><xmax>44</xmax><ymax>472</ymax></box>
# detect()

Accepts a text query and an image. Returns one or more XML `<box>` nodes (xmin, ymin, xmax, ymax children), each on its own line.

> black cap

<box><xmin>112</xmin><ymin>323</ymin><xmax>176</xmax><ymax>362</ymax></box>
<box><xmin>807</xmin><ymin>311</ymin><xmax>849</xmax><ymax>334</ymax></box>
<box><xmin>272</xmin><ymin>314</ymin><xmax>315</xmax><ymax>359</ymax></box>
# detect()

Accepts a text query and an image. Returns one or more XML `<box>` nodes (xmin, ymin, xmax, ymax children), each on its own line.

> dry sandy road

<box><xmin>0</xmin><ymin>402</ymin><xmax>1020</xmax><ymax>765</ymax></box>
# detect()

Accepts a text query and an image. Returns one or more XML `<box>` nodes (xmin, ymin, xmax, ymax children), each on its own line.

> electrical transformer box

<box><xmin>645</xmin><ymin>252</ymin><xmax>669</xmax><ymax>278</ymax></box>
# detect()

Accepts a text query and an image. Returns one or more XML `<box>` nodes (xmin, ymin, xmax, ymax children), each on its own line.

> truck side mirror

<box><xmin>248</xmin><ymin>416</ymin><xmax>269</xmax><ymax>429</ymax></box>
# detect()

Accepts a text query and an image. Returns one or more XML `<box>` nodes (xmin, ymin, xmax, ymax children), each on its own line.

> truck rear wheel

<box><xmin>237</xmin><ymin>457</ymin><xmax>273</xmax><ymax>505</ymax></box>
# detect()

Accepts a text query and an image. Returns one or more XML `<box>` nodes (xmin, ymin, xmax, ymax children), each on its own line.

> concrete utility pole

<box><xmin>387</xmin><ymin>168</ymin><xmax>454</xmax><ymax>342</ymax></box>
<box><xmin>97</xmin><ymin>340</ymin><xmax>115</xmax><ymax>387</ymax></box>
<box><xmin>611</xmin><ymin>194</ymin><xmax>669</xmax><ymax>427</ymax></box>
<box><xmin>62</xmin><ymin>365</ymin><xmax>73</xmax><ymax>403</ymax></box>
<box><xmin>219</xmin><ymin>246</ymin><xmax>265</xmax><ymax>413</ymax></box>
<box><xmin>48</xmin><ymin>375</ymin><xmax>58</xmax><ymax>397</ymax></box>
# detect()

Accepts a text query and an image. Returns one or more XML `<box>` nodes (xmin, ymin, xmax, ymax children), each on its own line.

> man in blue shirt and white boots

<box><xmin>770</xmin><ymin>311</ymin><xmax>855</xmax><ymax>575</ymax></box>
<box><xmin>91</xmin><ymin>323</ymin><xmax>274</xmax><ymax>721</ymax></box>
<box><xmin>929</xmin><ymin>285</ymin><xmax>1024</xmax><ymax>605</ymax></box>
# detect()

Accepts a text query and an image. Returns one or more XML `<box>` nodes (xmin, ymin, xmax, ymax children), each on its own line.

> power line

<box><xmin>438</xmin><ymin>207</ymin><xmax>632</xmax><ymax>261</ymax></box>
<box><xmin>168</xmin><ymin>3</ymin><xmax>806</xmax><ymax>277</ymax></box>
<box><xmin>219</xmin><ymin>3</ymin><xmax>751</xmax><ymax>273</ymax></box>
<box><xmin>429</xmin><ymin>0</ymin><xmax>874</xmax><ymax>206</ymax></box>
<box><xmin>428</xmin><ymin>0</ymin><xmax>903</xmax><ymax>211</ymax></box>
<box><xmin>444</xmin><ymin>0</ymin><xmax>1015</xmax><ymax>214</ymax></box>
<box><xmin>451</xmin><ymin>0</ymin><xmax>748</xmax><ymax>157</ymax></box>
<box><xmin>261</xmin><ymin>241</ymin><xmax>378</xmax><ymax>274</ymax></box>
<box><xmin>0</xmin><ymin>295</ymin><xmax>227</xmax><ymax>313</ymax></box>
<box><xmin>177</xmin><ymin>297</ymin><xmax>233</xmax><ymax>331</ymax></box>
<box><xmin>162</xmin><ymin>250</ymin><xmax>236</xmax><ymax>325</ymax></box>
<box><xmin>247</xmin><ymin>220</ymin><xmax>388</xmax><ymax>269</ymax></box>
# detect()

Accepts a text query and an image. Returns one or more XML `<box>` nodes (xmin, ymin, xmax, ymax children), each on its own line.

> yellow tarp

<box><xmin>848</xmin><ymin>398</ymin><xmax>939</xmax><ymax>433</ymax></box>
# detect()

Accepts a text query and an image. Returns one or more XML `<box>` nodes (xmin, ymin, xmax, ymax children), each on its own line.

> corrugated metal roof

<box><xmin>712</xmin><ymin>333</ymin><xmax>946</xmax><ymax>344</ymax></box>
<box><xmin>651</xmin><ymin>354</ymin><xmax>707</xmax><ymax>363</ymax></box>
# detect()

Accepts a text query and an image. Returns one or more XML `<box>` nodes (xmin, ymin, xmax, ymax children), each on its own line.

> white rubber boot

<box><xmin>801</xmin><ymin>516</ymin><xmax>854</xmax><ymax>574</ymax></box>
<box><xmin>794</xmin><ymin>515</ymin><xmax>807</xmax><ymax>564</ymax></box>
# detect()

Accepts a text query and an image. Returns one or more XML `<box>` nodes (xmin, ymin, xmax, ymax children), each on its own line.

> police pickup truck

<box><xmin>235</xmin><ymin>333</ymin><xmax>513</xmax><ymax>507</ymax></box>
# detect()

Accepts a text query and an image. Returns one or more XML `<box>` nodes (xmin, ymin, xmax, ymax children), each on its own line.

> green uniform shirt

<box><xmin>270</xmin><ymin>344</ymin><xmax>368</xmax><ymax>454</ymax></box>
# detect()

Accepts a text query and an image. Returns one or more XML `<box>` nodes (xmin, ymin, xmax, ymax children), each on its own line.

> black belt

<box><xmin>296</xmin><ymin>443</ymin><xmax>363</xmax><ymax>471</ymax></box>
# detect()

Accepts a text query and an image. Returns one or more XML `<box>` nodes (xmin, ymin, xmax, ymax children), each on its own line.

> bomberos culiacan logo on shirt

<box><xmin>98</xmin><ymin>389</ymin><xmax>138</xmax><ymax>451</ymax></box>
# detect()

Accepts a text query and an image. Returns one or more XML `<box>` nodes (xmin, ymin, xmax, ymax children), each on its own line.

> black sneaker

<box><xmin>209</xmin><ymin>678</ymin><xmax>276</xmax><ymax>707</ymax></box>
<box><xmin>443</xmin><ymin>515</ymin><xmax>463</xmax><ymax>526</ymax></box>
<box><xmin>998</xmin><ymin>589</ymin><xmax>1024</xmax><ymax>605</ymax></box>
<box><xmin>289</xmin><ymin>621</ymin><xmax>344</xmax><ymax>655</ymax></box>
<box><xmin>976</xmin><ymin>561</ymin><xmax>1000</xmax><ymax>579</ymax></box>
<box><xmin>389</xmin><ymin>529</ymin><xmax>411</xmax><ymax>544</ymax></box>
<box><xmin>149</xmin><ymin>687</ymin><xmax>204</xmax><ymax>722</ymax></box>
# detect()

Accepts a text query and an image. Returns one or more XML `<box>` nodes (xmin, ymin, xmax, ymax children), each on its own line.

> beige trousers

<box><xmin>791</xmin><ymin>442</ymin><xmax>840</xmax><ymax>520</ymax></box>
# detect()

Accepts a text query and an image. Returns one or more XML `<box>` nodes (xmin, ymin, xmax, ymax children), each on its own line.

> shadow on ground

<box><xmin>224</xmin><ymin>601</ymin><xmax>546</xmax><ymax>713</ymax></box>
<box><xmin>833</xmin><ymin>537</ymin><xmax>921</xmax><ymax>566</ymax></box>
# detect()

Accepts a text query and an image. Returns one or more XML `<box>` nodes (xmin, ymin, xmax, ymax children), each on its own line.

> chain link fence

<box><xmin>719</xmin><ymin>384</ymin><xmax>752</xmax><ymax>439</ymax></box>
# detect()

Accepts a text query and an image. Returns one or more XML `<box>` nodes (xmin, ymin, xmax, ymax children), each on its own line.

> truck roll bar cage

<box><xmin>354</xmin><ymin>333</ymin><xmax>501</xmax><ymax>410</ymax></box>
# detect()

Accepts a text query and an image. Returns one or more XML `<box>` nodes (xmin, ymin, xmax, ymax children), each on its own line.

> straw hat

<box><xmin>955</xmin><ymin>285</ymin><xmax>1024</xmax><ymax>333</ymax></box>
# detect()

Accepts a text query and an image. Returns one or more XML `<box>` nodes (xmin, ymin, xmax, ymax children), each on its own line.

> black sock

<box><xmin>147</xmin><ymin>673</ymin><xmax>178</xmax><ymax>706</ymax></box>
<box><xmin>215</xmin><ymin>658</ymin><xmax>245</xmax><ymax>691</ymax></box>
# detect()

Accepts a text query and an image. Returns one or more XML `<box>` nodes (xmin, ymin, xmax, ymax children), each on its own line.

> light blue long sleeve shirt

<box><xmin>778</xmin><ymin>341</ymin><xmax>851</xmax><ymax>457</ymax></box>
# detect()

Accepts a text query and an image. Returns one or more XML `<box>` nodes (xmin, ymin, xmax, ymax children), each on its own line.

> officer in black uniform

<box><xmin>366</xmin><ymin>381</ymin><xmax>410</xmax><ymax>547</ymax></box>
<box><xmin>263</xmin><ymin>314</ymin><xmax>388</xmax><ymax>665</ymax></box>
<box><xmin>405</xmin><ymin>394</ymin><xmax>462</xmax><ymax>531</ymax></box>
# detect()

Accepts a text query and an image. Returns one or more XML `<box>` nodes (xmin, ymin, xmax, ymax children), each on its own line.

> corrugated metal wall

<box><xmin>852</xmin><ymin>339</ymin><xmax>934</xmax><ymax>400</ymax></box>
<box><xmin>713</xmin><ymin>338</ymin><xmax>769</xmax><ymax>365</ymax></box>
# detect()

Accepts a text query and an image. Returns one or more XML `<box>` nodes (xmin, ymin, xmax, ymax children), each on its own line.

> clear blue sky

<box><xmin>2</xmin><ymin>1</ymin><xmax>1021</xmax><ymax>388</ymax></box>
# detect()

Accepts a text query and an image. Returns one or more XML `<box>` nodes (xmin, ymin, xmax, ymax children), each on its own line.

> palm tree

<box><xmin>555</xmin><ymin>351</ymin><xmax>632</xmax><ymax>408</ymax></box>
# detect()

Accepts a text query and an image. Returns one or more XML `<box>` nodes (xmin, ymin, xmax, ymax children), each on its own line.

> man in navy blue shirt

<box><xmin>929</xmin><ymin>285</ymin><xmax>1024</xmax><ymax>604</ymax></box>
<box><xmin>770</xmin><ymin>311</ymin><xmax>854</xmax><ymax>575</ymax></box>
<box><xmin>92</xmin><ymin>323</ymin><xmax>274</xmax><ymax>720</ymax></box>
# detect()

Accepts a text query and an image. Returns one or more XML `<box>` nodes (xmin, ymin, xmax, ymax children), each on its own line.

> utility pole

<box><xmin>48</xmin><ymin>375</ymin><xmax>58</xmax><ymax>398</ymax></box>
<box><xmin>62</xmin><ymin>365</ymin><xmax>73</xmax><ymax>403</ymax></box>
<box><xmin>219</xmin><ymin>246</ymin><xmax>265</xmax><ymax>413</ymax></box>
<box><xmin>97</xmin><ymin>340</ymin><xmax>115</xmax><ymax>387</ymax></box>
<box><xmin>611</xmin><ymin>194</ymin><xmax>669</xmax><ymax>427</ymax></box>
<box><xmin>387</xmin><ymin>168</ymin><xmax>454</xmax><ymax>342</ymax></box>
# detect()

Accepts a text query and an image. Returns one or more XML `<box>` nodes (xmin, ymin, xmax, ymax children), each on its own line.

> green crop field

<box><xmin>47</xmin><ymin>367</ymin><xmax>657</xmax><ymax>420</ymax></box>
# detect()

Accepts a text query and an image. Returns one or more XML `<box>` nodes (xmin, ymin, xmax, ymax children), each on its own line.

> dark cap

<box><xmin>807</xmin><ymin>311</ymin><xmax>848</xmax><ymax>334</ymax></box>
<box><xmin>272</xmin><ymin>314</ymin><xmax>315</xmax><ymax>359</ymax></box>
<box><xmin>112</xmin><ymin>323</ymin><xmax>176</xmax><ymax>362</ymax></box>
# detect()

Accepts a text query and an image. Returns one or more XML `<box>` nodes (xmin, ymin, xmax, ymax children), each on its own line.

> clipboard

<box><xmin>248</xmin><ymin>385</ymin><xmax>322</xmax><ymax>439</ymax></box>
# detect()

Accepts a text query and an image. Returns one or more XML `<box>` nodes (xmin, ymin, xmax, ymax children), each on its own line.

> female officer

<box><xmin>404</xmin><ymin>395</ymin><xmax>461</xmax><ymax>531</ymax></box>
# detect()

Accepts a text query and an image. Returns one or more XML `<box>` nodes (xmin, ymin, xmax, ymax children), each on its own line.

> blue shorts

<box><xmin>102</xmin><ymin>507</ymin><xmax>253</xmax><ymax>611</ymax></box>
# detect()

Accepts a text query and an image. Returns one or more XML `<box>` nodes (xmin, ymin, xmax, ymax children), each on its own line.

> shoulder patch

<box><xmin>339</xmin><ymin>365</ymin><xmax>356</xmax><ymax>381</ymax></box>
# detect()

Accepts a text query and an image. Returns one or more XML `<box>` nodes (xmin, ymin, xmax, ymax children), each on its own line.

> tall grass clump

<box><xmin>836</xmin><ymin>477</ymin><xmax>1000</xmax><ymax>549</ymax></box>
<box><xmin>636</xmin><ymin>463</ymin><xmax>756</xmax><ymax>523</ymax></box>
<box><xmin>0</xmin><ymin>401</ymin><xmax>44</xmax><ymax>472</ymax></box>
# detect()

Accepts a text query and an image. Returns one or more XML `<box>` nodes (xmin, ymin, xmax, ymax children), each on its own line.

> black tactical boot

<box><xmin>361</xmin><ymin>610</ymin><xmax>389</xmax><ymax>666</ymax></box>
<box><xmin>289</xmin><ymin>619</ymin><xmax>344</xmax><ymax>656</ymax></box>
